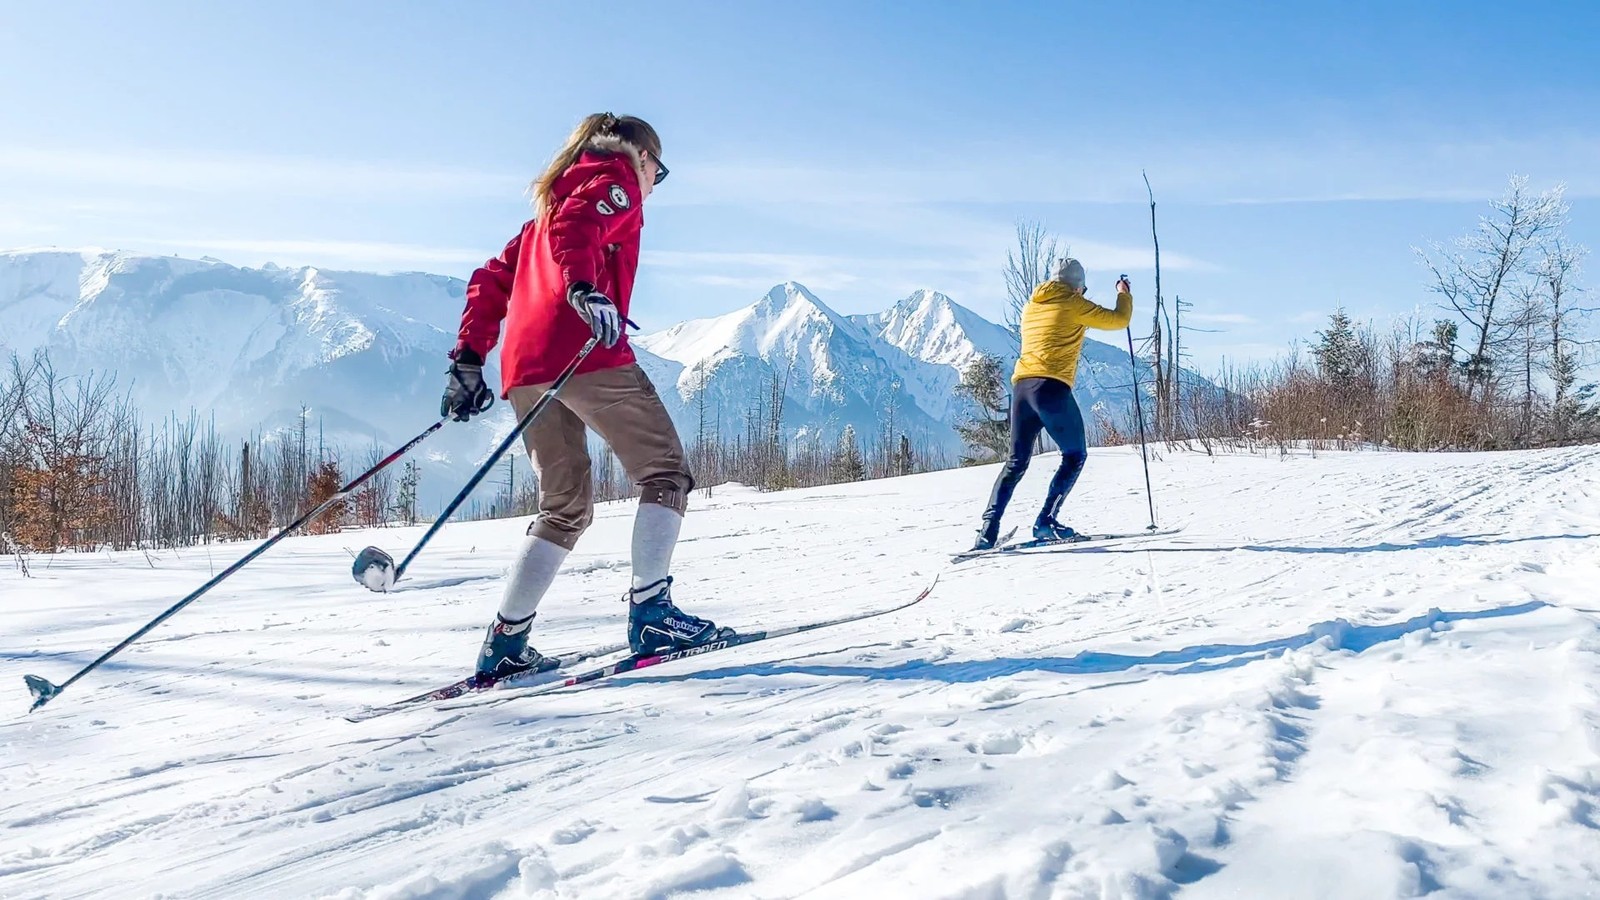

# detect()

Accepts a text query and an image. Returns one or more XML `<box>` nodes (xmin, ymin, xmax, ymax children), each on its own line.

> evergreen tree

<box><xmin>954</xmin><ymin>354</ymin><xmax>1010</xmax><ymax>465</ymax></box>
<box><xmin>1414</xmin><ymin>320</ymin><xmax>1461</xmax><ymax>380</ymax></box>
<box><xmin>833</xmin><ymin>425</ymin><xmax>865</xmax><ymax>482</ymax></box>
<box><xmin>392</xmin><ymin>459</ymin><xmax>420</xmax><ymax>525</ymax></box>
<box><xmin>1313</xmin><ymin>309</ymin><xmax>1363</xmax><ymax>387</ymax></box>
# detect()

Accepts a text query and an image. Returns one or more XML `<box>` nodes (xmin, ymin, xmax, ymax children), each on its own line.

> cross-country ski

<box><xmin>351</xmin><ymin>574</ymin><xmax>938</xmax><ymax>722</ymax></box>
<box><xmin>401</xmin><ymin>576</ymin><xmax>941</xmax><ymax>719</ymax></box>
<box><xmin>345</xmin><ymin>640</ymin><xmax>632</xmax><ymax>722</ymax></box>
<box><xmin>951</xmin><ymin>527</ymin><xmax>1184</xmax><ymax>562</ymax></box>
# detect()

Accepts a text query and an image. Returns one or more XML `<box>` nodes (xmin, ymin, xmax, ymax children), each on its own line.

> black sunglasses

<box><xmin>649</xmin><ymin>152</ymin><xmax>669</xmax><ymax>186</ymax></box>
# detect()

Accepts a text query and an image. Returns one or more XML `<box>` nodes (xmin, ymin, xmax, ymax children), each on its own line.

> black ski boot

<box><xmin>475</xmin><ymin>612</ymin><xmax>553</xmax><ymax>683</ymax></box>
<box><xmin>626</xmin><ymin>578</ymin><xmax>732</xmax><ymax>656</ymax></box>
<box><xmin>971</xmin><ymin>515</ymin><xmax>1002</xmax><ymax>551</ymax></box>
<box><xmin>1032</xmin><ymin>518</ymin><xmax>1079</xmax><ymax>542</ymax></box>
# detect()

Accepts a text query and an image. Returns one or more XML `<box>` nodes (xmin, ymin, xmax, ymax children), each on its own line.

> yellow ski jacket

<box><xmin>1013</xmin><ymin>282</ymin><xmax>1134</xmax><ymax>386</ymax></box>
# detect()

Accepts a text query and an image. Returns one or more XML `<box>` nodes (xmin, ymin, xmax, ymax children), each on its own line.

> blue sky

<box><xmin>3</xmin><ymin>0</ymin><xmax>1596</xmax><ymax>370</ymax></box>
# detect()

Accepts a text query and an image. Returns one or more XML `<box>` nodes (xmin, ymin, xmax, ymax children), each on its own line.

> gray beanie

<box><xmin>1054</xmin><ymin>257</ymin><xmax>1086</xmax><ymax>291</ymax></box>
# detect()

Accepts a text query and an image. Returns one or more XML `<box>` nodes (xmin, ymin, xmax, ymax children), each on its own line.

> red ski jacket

<box><xmin>455</xmin><ymin>144</ymin><xmax>645</xmax><ymax>394</ymax></box>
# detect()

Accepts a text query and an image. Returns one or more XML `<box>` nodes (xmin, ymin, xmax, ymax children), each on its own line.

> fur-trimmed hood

<box><xmin>584</xmin><ymin>133</ymin><xmax>648</xmax><ymax>180</ymax></box>
<box><xmin>537</xmin><ymin>134</ymin><xmax>649</xmax><ymax>215</ymax></box>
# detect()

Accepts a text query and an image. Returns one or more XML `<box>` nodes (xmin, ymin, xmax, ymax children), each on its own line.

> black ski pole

<box><xmin>354</xmin><ymin>335</ymin><xmax>602</xmax><ymax>591</ymax></box>
<box><xmin>1122</xmin><ymin>277</ymin><xmax>1158</xmax><ymax>531</ymax></box>
<box><xmin>24</xmin><ymin>417</ymin><xmax>449</xmax><ymax>712</ymax></box>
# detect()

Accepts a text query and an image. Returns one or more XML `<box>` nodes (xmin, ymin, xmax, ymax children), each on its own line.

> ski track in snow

<box><xmin>3</xmin><ymin>446</ymin><xmax>1599</xmax><ymax>898</ymax></box>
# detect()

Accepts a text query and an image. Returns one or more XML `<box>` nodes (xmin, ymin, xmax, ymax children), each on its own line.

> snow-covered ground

<box><xmin>4</xmin><ymin>446</ymin><xmax>1599</xmax><ymax>899</ymax></box>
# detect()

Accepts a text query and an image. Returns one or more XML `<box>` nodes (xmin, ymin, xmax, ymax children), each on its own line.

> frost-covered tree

<box><xmin>833</xmin><ymin>424</ymin><xmax>865</xmax><ymax>482</ymax></box>
<box><xmin>1540</xmin><ymin>237</ymin><xmax>1592</xmax><ymax>443</ymax></box>
<box><xmin>1418</xmin><ymin>177</ymin><xmax>1568</xmax><ymax>400</ymax></box>
<box><xmin>1314</xmin><ymin>309</ymin><xmax>1364</xmax><ymax>388</ymax></box>
<box><xmin>1412</xmin><ymin>319</ymin><xmax>1461</xmax><ymax>381</ymax></box>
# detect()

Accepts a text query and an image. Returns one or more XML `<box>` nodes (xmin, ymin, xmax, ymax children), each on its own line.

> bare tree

<box><xmin>1419</xmin><ymin>176</ymin><xmax>1569</xmax><ymax>401</ymax></box>
<box><xmin>1003</xmin><ymin>220</ymin><xmax>1061</xmax><ymax>347</ymax></box>
<box><xmin>1541</xmin><ymin>236</ymin><xmax>1593</xmax><ymax>443</ymax></box>
<box><xmin>1508</xmin><ymin>286</ymin><xmax>1548</xmax><ymax>442</ymax></box>
<box><xmin>1142</xmin><ymin>172</ymin><xmax>1172</xmax><ymax>435</ymax></box>
<box><xmin>691</xmin><ymin>360</ymin><xmax>713</xmax><ymax>488</ymax></box>
<box><xmin>873</xmin><ymin>378</ymin><xmax>904</xmax><ymax>478</ymax></box>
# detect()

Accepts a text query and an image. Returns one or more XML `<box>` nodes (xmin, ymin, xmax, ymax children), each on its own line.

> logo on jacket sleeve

<box><xmin>595</xmin><ymin>200</ymin><xmax>615</xmax><ymax>215</ymax></box>
<box><xmin>608</xmin><ymin>184</ymin><xmax>631</xmax><ymax>209</ymax></box>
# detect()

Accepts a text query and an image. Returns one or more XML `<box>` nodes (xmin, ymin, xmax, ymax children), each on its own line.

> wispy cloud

<box><xmin>1140</xmin><ymin>133</ymin><xmax>1600</xmax><ymax>205</ymax></box>
<box><xmin>686</xmin><ymin>273</ymin><xmax>858</xmax><ymax>293</ymax></box>
<box><xmin>1188</xmin><ymin>312</ymin><xmax>1258</xmax><ymax>326</ymax></box>
<box><xmin>644</xmin><ymin>222</ymin><xmax>1218</xmax><ymax>316</ymax></box>
<box><xmin>665</xmin><ymin>131</ymin><xmax>1600</xmax><ymax>208</ymax></box>
<box><xmin>131</xmin><ymin>237</ymin><xmax>487</xmax><ymax>270</ymax></box>
<box><xmin>1059</xmin><ymin>237</ymin><xmax>1220</xmax><ymax>274</ymax></box>
<box><xmin>0</xmin><ymin>146</ymin><xmax>519</xmax><ymax>199</ymax></box>
<box><xmin>1197</xmin><ymin>342</ymin><xmax>1297</xmax><ymax>365</ymax></box>
<box><xmin>646</xmin><ymin>249</ymin><xmax>977</xmax><ymax>296</ymax></box>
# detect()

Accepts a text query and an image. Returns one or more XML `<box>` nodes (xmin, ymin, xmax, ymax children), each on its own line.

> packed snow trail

<box><xmin>3</xmin><ymin>446</ymin><xmax>1598</xmax><ymax>898</ymax></box>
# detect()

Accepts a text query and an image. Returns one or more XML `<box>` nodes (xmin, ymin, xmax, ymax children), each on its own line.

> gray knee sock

<box><xmin>498</xmin><ymin>536</ymin><xmax>569</xmax><ymax>621</ymax></box>
<box><xmin>631</xmin><ymin>502</ymin><xmax>683</xmax><ymax>595</ymax></box>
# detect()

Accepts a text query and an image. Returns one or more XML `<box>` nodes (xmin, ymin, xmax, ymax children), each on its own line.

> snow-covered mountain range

<box><xmin>0</xmin><ymin>249</ymin><xmax>508</xmax><ymax>501</ymax></box>
<box><xmin>637</xmin><ymin>282</ymin><xmax>1157</xmax><ymax>453</ymax></box>
<box><xmin>0</xmin><ymin>249</ymin><xmax>1175</xmax><ymax>484</ymax></box>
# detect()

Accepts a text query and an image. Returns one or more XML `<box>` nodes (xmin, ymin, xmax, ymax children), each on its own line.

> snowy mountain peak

<box><xmin>756</xmin><ymin>280</ymin><xmax>827</xmax><ymax>313</ymax></box>
<box><xmin>856</xmin><ymin>288</ymin><xmax>1015</xmax><ymax>373</ymax></box>
<box><xmin>638</xmin><ymin>280</ymin><xmax>868</xmax><ymax>370</ymax></box>
<box><xmin>893</xmin><ymin>287</ymin><xmax>957</xmax><ymax>314</ymax></box>
<box><xmin>636</xmin><ymin>279</ymin><xmax>1168</xmax><ymax>445</ymax></box>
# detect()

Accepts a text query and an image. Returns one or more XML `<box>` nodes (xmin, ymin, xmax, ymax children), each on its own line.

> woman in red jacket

<box><xmin>443</xmin><ymin>112</ymin><xmax>728</xmax><ymax>681</ymax></box>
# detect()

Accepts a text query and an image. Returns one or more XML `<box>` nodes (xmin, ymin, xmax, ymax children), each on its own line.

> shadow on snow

<box><xmin>620</xmin><ymin>601</ymin><xmax>1551</xmax><ymax>687</ymax></box>
<box><xmin>1028</xmin><ymin>532</ymin><xmax>1600</xmax><ymax>558</ymax></box>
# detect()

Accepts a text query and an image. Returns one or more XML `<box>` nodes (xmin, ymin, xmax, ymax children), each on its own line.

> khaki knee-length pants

<box><xmin>507</xmin><ymin>363</ymin><xmax>692</xmax><ymax>550</ymax></box>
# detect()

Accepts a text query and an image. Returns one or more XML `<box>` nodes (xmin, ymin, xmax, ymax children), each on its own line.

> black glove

<box><xmin>441</xmin><ymin>347</ymin><xmax>494</xmax><ymax>422</ymax></box>
<box><xmin>567</xmin><ymin>282</ymin><xmax>622</xmax><ymax>349</ymax></box>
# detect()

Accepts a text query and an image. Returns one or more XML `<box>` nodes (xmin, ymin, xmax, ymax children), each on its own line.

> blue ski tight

<box><xmin>981</xmin><ymin>377</ymin><xmax>1088</xmax><ymax>535</ymax></box>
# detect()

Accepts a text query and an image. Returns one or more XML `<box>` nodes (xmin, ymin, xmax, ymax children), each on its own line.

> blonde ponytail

<box><xmin>530</xmin><ymin>113</ymin><xmax>663</xmax><ymax>217</ymax></box>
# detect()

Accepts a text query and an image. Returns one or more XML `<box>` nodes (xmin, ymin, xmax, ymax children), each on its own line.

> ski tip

<box><xmin>23</xmin><ymin>674</ymin><xmax>61</xmax><ymax>712</ymax></box>
<box><xmin>951</xmin><ymin>527</ymin><xmax>1018</xmax><ymax>562</ymax></box>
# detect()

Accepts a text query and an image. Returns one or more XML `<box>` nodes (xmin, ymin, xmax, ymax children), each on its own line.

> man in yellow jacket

<box><xmin>973</xmin><ymin>258</ymin><xmax>1133</xmax><ymax>550</ymax></box>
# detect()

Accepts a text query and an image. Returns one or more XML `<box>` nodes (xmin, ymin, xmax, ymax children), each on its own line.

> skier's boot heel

<box><xmin>972</xmin><ymin>519</ymin><xmax>1001</xmax><ymax>552</ymax></box>
<box><xmin>1032</xmin><ymin>518</ymin><xmax>1079</xmax><ymax>542</ymax></box>
<box><xmin>475</xmin><ymin>612</ymin><xmax>552</xmax><ymax>683</ymax></box>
